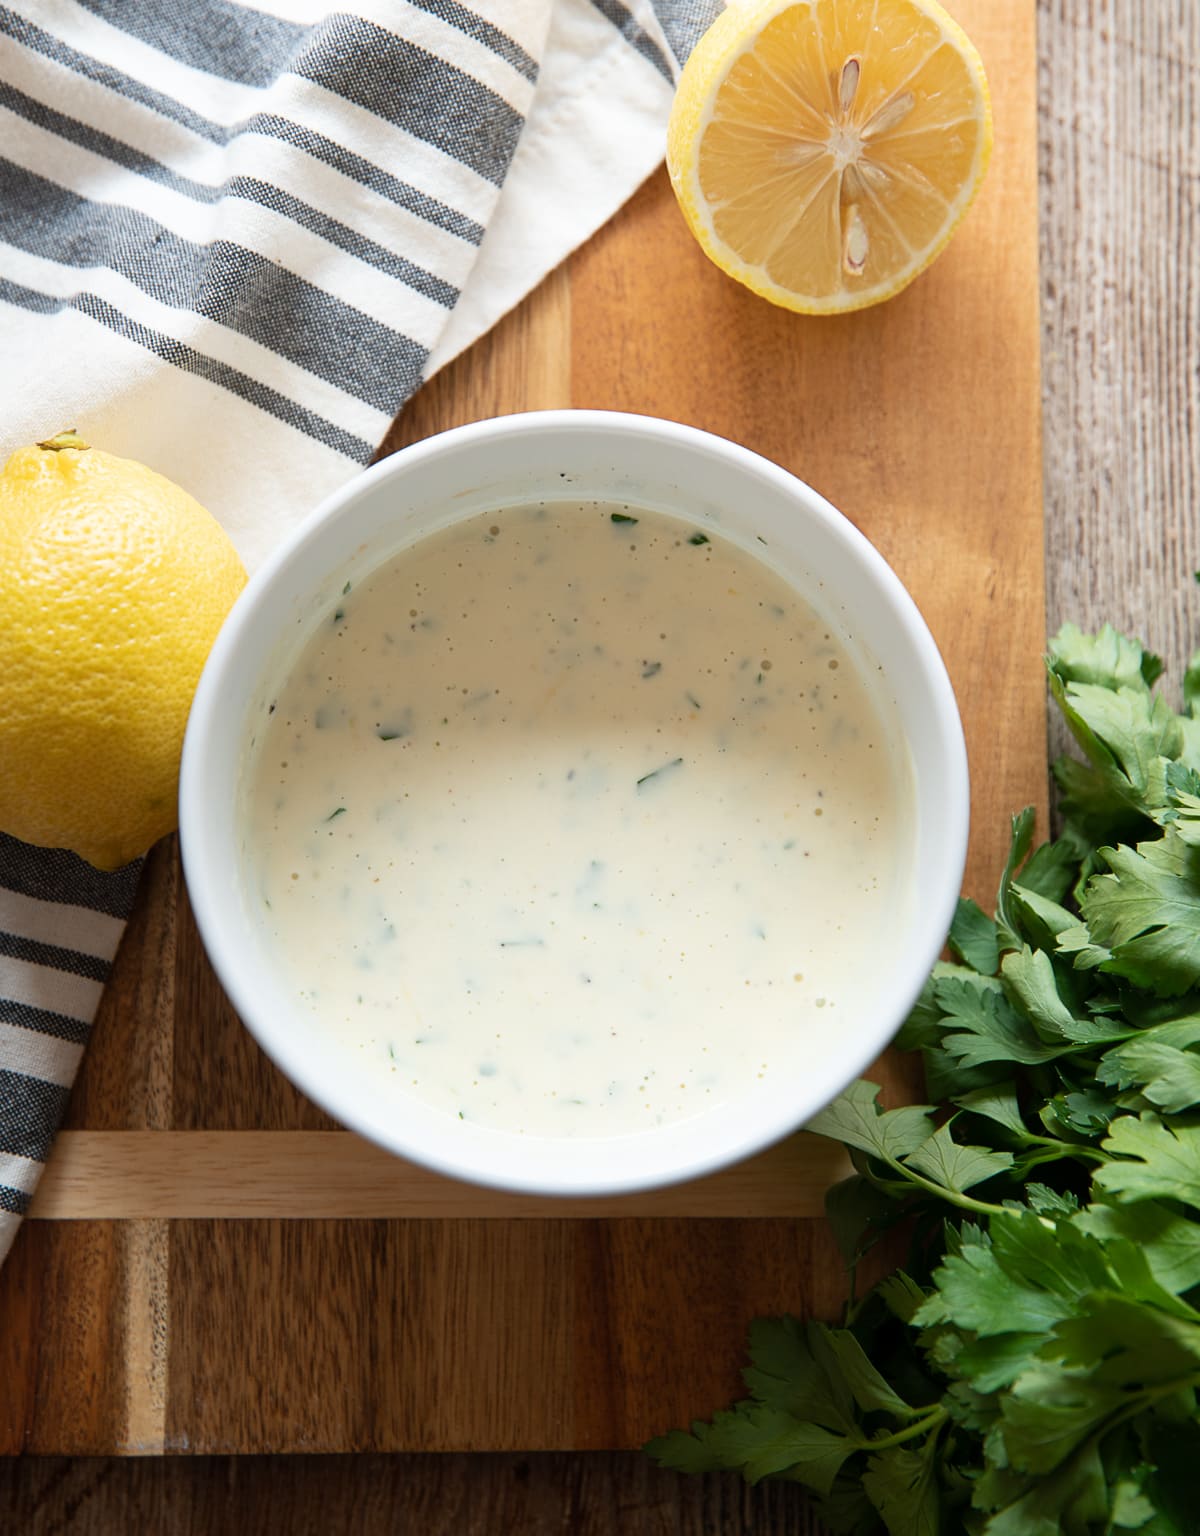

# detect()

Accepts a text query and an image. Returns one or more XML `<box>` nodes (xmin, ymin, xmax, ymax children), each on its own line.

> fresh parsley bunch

<box><xmin>647</xmin><ymin>624</ymin><xmax>1200</xmax><ymax>1534</ymax></box>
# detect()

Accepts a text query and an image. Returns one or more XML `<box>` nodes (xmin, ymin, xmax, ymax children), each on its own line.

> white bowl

<box><xmin>180</xmin><ymin>411</ymin><xmax>968</xmax><ymax>1196</ymax></box>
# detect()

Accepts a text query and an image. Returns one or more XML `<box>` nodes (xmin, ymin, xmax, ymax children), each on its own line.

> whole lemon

<box><xmin>0</xmin><ymin>432</ymin><xmax>247</xmax><ymax>869</ymax></box>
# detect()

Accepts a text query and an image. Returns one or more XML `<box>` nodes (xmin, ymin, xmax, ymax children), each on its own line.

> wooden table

<box><xmin>4</xmin><ymin>2</ymin><xmax>1198</xmax><ymax>1530</ymax></box>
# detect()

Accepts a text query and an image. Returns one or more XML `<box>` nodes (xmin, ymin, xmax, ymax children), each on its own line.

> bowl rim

<box><xmin>180</xmin><ymin>408</ymin><xmax>970</xmax><ymax>1197</ymax></box>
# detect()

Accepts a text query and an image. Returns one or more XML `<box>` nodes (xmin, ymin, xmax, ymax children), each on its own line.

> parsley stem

<box><xmin>880</xmin><ymin>1158</ymin><xmax>1009</xmax><ymax>1217</ymax></box>
<box><xmin>855</xmin><ymin>1405</ymin><xmax>947</xmax><ymax>1452</ymax></box>
<box><xmin>1018</xmin><ymin>1141</ymin><xmax>1107</xmax><ymax>1169</ymax></box>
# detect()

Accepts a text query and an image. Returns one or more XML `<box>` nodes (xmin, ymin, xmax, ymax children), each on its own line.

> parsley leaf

<box><xmin>860</xmin><ymin>1445</ymin><xmax>940</xmax><ymax>1535</ymax></box>
<box><xmin>1108</xmin><ymin>1479</ymin><xmax>1158</xmax><ymax>1530</ymax></box>
<box><xmin>951</xmin><ymin>1081</ymin><xmax>1032</xmax><ymax>1140</ymax></box>
<box><xmin>1049</xmin><ymin>1295</ymin><xmax>1200</xmax><ymax>1385</ymax></box>
<box><xmin>995</xmin><ymin>807</ymin><xmax>1036</xmax><ymax>948</ymax></box>
<box><xmin>740</xmin><ymin>1318</ymin><xmax>855</xmax><ymax>1431</ymax></box>
<box><xmin>935</xmin><ymin>972</ymin><xmax>1075</xmax><ymax>1067</ymax></box>
<box><xmin>1074</xmin><ymin>1199</ymin><xmax>1200</xmax><ymax>1293</ymax></box>
<box><xmin>806</xmin><ymin>1081</ymin><xmax>936</xmax><ymax>1163</ymax></box>
<box><xmin>1000</xmin><ymin>944</ymin><xmax>1126</xmax><ymax>1044</ymax></box>
<box><xmin>918</xmin><ymin>1220</ymin><xmax>1081</xmax><ymax>1337</ymax></box>
<box><xmin>948</xmin><ymin>897</ymin><xmax>1000</xmax><ymax>974</ymax></box>
<box><xmin>1048</xmin><ymin>622</ymin><xmax>1164</xmax><ymax>693</ymax></box>
<box><xmin>644</xmin><ymin>1404</ymin><xmax>855</xmax><ymax>1490</ymax></box>
<box><xmin>1094</xmin><ymin>1115</ymin><xmax>1200</xmax><ymax>1208</ymax></box>
<box><xmin>1096</xmin><ymin>1023</ymin><xmax>1200</xmax><ymax>1112</ymax></box>
<box><xmin>1006</xmin><ymin>879</ymin><xmax>1078</xmax><ymax>950</ymax></box>
<box><xmin>1082</xmin><ymin>831</ymin><xmax>1200</xmax><ymax>994</ymax></box>
<box><xmin>904</xmin><ymin>1122</ymin><xmax>1014</xmax><ymax>1193</ymax></box>
<box><xmin>823</xmin><ymin>1330</ymin><xmax>918</xmax><ymax>1420</ymax></box>
<box><xmin>995</xmin><ymin>1360</ymin><xmax>1125</xmax><ymax>1475</ymax></box>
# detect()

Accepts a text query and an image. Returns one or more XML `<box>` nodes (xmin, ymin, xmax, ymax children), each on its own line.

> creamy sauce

<box><xmin>246</xmin><ymin>501</ymin><xmax>910</xmax><ymax>1137</ymax></box>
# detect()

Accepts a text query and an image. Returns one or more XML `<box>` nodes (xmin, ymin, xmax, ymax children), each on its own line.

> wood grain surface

<box><xmin>0</xmin><ymin>1452</ymin><xmax>826</xmax><ymax>1534</ymax></box>
<box><xmin>1039</xmin><ymin>0</ymin><xmax>1200</xmax><ymax>686</ymax></box>
<box><xmin>11</xmin><ymin>0</ymin><xmax>1170</xmax><ymax>1526</ymax></box>
<box><xmin>29</xmin><ymin>1132</ymin><xmax>851</xmax><ymax>1219</ymax></box>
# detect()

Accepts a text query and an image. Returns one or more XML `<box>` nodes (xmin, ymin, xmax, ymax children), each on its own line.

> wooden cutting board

<box><xmin>0</xmin><ymin>0</ymin><xmax>1044</xmax><ymax>1456</ymax></box>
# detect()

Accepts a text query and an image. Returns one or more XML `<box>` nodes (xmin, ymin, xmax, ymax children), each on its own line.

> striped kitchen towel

<box><xmin>0</xmin><ymin>0</ymin><xmax>720</xmax><ymax>1264</ymax></box>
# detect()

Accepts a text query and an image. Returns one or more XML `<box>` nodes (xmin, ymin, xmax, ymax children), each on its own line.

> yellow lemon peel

<box><xmin>0</xmin><ymin>434</ymin><xmax>246</xmax><ymax>869</ymax></box>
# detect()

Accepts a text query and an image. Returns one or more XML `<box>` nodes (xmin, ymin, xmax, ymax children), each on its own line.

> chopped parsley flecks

<box><xmin>377</xmin><ymin>707</ymin><xmax>414</xmax><ymax>742</ymax></box>
<box><xmin>636</xmin><ymin>757</ymin><xmax>684</xmax><ymax>789</ymax></box>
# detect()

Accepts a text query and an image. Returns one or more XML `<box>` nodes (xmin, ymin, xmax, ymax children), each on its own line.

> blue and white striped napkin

<box><xmin>0</xmin><ymin>0</ymin><xmax>720</xmax><ymax>1264</ymax></box>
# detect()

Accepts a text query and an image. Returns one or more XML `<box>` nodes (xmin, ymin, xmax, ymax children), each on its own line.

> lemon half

<box><xmin>667</xmin><ymin>0</ymin><xmax>993</xmax><ymax>314</ymax></box>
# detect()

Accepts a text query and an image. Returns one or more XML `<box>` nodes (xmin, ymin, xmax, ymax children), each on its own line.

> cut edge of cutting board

<box><xmin>29</xmin><ymin>1130</ymin><xmax>850</xmax><ymax>1220</ymax></box>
